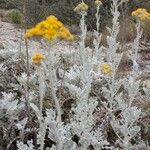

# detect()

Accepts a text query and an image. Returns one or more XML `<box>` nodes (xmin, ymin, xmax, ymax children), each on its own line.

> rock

<box><xmin>143</xmin><ymin>79</ymin><xmax>150</xmax><ymax>89</ymax></box>
<box><xmin>0</xmin><ymin>43</ymin><xmax>4</xmax><ymax>49</ymax></box>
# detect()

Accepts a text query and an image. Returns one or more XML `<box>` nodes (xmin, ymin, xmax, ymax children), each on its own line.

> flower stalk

<box><xmin>93</xmin><ymin>1</ymin><xmax>102</xmax><ymax>58</ymax></box>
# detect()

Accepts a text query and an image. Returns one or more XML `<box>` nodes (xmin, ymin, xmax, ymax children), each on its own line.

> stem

<box><xmin>23</xmin><ymin>0</ymin><xmax>31</xmax><ymax>123</ymax></box>
<box><xmin>50</xmin><ymin>74</ymin><xmax>62</xmax><ymax>123</ymax></box>
<box><xmin>80</xmin><ymin>13</ymin><xmax>88</xmax><ymax>85</ymax></box>
<box><xmin>80</xmin><ymin>13</ymin><xmax>86</xmax><ymax>63</ymax></box>
<box><xmin>38</xmin><ymin>66</ymin><xmax>44</xmax><ymax>117</ymax></box>
<box><xmin>49</xmin><ymin>71</ymin><xmax>62</xmax><ymax>150</ymax></box>
<box><xmin>96</xmin><ymin>6</ymin><xmax>100</xmax><ymax>34</ymax></box>
<box><xmin>48</xmin><ymin>49</ymin><xmax>63</xmax><ymax>150</ymax></box>
<box><xmin>94</xmin><ymin>5</ymin><xmax>101</xmax><ymax>58</ymax></box>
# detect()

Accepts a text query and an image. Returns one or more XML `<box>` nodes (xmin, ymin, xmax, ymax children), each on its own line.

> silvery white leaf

<box><xmin>6</xmin><ymin>100</ymin><xmax>18</xmax><ymax>115</ymax></box>
<box><xmin>30</xmin><ymin>102</ymin><xmax>41</xmax><ymax>121</ymax></box>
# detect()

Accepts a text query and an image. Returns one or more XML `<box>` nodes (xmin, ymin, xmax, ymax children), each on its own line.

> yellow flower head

<box><xmin>25</xmin><ymin>15</ymin><xmax>74</xmax><ymax>41</ymax></box>
<box><xmin>74</xmin><ymin>2</ymin><xmax>88</xmax><ymax>14</ymax></box>
<box><xmin>95</xmin><ymin>0</ymin><xmax>102</xmax><ymax>7</ymax></box>
<box><xmin>131</xmin><ymin>8</ymin><xmax>150</xmax><ymax>21</ymax></box>
<box><xmin>32</xmin><ymin>52</ymin><xmax>45</xmax><ymax>65</ymax></box>
<box><xmin>100</xmin><ymin>63</ymin><xmax>112</xmax><ymax>75</ymax></box>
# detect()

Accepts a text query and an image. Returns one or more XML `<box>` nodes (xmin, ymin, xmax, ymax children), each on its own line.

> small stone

<box><xmin>0</xmin><ymin>43</ymin><xmax>4</xmax><ymax>49</ymax></box>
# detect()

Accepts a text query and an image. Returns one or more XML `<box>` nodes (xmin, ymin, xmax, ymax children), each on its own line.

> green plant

<box><xmin>6</xmin><ymin>9</ymin><xmax>23</xmax><ymax>24</ymax></box>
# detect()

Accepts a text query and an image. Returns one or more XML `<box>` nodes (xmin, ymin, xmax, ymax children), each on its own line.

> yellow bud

<box><xmin>100</xmin><ymin>63</ymin><xmax>112</xmax><ymax>75</ymax></box>
<box><xmin>131</xmin><ymin>8</ymin><xmax>150</xmax><ymax>21</ymax></box>
<box><xmin>32</xmin><ymin>53</ymin><xmax>45</xmax><ymax>65</ymax></box>
<box><xmin>74</xmin><ymin>6</ymin><xmax>80</xmax><ymax>13</ymax></box>
<box><xmin>95</xmin><ymin>0</ymin><xmax>102</xmax><ymax>6</ymax></box>
<box><xmin>74</xmin><ymin>2</ymin><xmax>88</xmax><ymax>14</ymax></box>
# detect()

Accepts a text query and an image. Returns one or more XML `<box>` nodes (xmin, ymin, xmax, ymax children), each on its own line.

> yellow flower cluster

<box><xmin>95</xmin><ymin>0</ymin><xmax>102</xmax><ymax>7</ymax></box>
<box><xmin>25</xmin><ymin>16</ymin><xmax>74</xmax><ymax>41</ymax></box>
<box><xmin>32</xmin><ymin>52</ymin><xmax>45</xmax><ymax>65</ymax></box>
<box><xmin>74</xmin><ymin>2</ymin><xmax>88</xmax><ymax>13</ymax></box>
<box><xmin>100</xmin><ymin>63</ymin><xmax>112</xmax><ymax>75</ymax></box>
<box><xmin>132</xmin><ymin>8</ymin><xmax>150</xmax><ymax>21</ymax></box>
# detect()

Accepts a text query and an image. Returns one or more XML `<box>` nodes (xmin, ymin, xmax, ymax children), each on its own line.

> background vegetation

<box><xmin>0</xmin><ymin>0</ymin><xmax>150</xmax><ymax>27</ymax></box>
<box><xmin>0</xmin><ymin>0</ymin><xmax>150</xmax><ymax>43</ymax></box>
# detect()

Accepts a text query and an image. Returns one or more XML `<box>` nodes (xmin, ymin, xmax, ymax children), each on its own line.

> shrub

<box><xmin>6</xmin><ymin>9</ymin><xmax>23</xmax><ymax>24</ymax></box>
<box><xmin>0</xmin><ymin>0</ymin><xmax>22</xmax><ymax>10</ymax></box>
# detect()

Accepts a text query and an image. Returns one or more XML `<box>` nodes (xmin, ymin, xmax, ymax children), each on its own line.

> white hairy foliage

<box><xmin>17</xmin><ymin>140</ymin><xmax>34</xmax><ymax>150</ymax></box>
<box><xmin>0</xmin><ymin>0</ymin><xmax>149</xmax><ymax>150</ymax></box>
